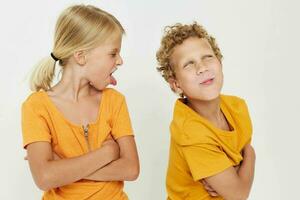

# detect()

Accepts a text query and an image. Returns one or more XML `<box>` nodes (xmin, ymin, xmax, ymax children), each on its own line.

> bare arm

<box><xmin>202</xmin><ymin>144</ymin><xmax>255</xmax><ymax>200</ymax></box>
<box><xmin>83</xmin><ymin>135</ymin><xmax>139</xmax><ymax>181</ymax></box>
<box><xmin>201</xmin><ymin>165</ymin><xmax>241</xmax><ymax>197</ymax></box>
<box><xmin>26</xmin><ymin>139</ymin><xmax>119</xmax><ymax>191</ymax></box>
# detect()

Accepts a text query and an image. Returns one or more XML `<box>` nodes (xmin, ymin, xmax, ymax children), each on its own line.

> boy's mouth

<box><xmin>109</xmin><ymin>67</ymin><xmax>118</xmax><ymax>86</ymax></box>
<box><xmin>200</xmin><ymin>76</ymin><xmax>215</xmax><ymax>85</ymax></box>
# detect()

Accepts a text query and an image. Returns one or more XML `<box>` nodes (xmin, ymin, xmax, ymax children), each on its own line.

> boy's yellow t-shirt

<box><xmin>166</xmin><ymin>95</ymin><xmax>252</xmax><ymax>200</ymax></box>
<box><xmin>21</xmin><ymin>88</ymin><xmax>133</xmax><ymax>200</ymax></box>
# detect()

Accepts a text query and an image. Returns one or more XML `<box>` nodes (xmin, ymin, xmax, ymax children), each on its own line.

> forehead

<box><xmin>103</xmin><ymin>33</ymin><xmax>122</xmax><ymax>48</ymax></box>
<box><xmin>171</xmin><ymin>37</ymin><xmax>212</xmax><ymax>61</ymax></box>
<box><xmin>92</xmin><ymin>32</ymin><xmax>122</xmax><ymax>52</ymax></box>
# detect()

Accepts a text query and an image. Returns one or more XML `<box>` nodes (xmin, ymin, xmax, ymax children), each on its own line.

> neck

<box><xmin>186</xmin><ymin>96</ymin><xmax>223</xmax><ymax>122</ymax></box>
<box><xmin>49</xmin><ymin>65</ymin><xmax>96</xmax><ymax>102</ymax></box>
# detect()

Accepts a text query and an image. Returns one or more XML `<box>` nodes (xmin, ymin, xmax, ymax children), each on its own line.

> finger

<box><xmin>202</xmin><ymin>182</ymin><xmax>216</xmax><ymax>192</ymax></box>
<box><xmin>204</xmin><ymin>185</ymin><xmax>215</xmax><ymax>192</ymax></box>
<box><xmin>201</xmin><ymin>180</ymin><xmax>210</xmax><ymax>187</ymax></box>
<box><xmin>24</xmin><ymin>156</ymin><xmax>28</xmax><ymax>160</ymax></box>
<box><xmin>209</xmin><ymin>191</ymin><xmax>219</xmax><ymax>197</ymax></box>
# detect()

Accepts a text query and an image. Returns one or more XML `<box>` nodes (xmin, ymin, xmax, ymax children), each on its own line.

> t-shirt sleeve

<box><xmin>179</xmin><ymin>119</ymin><xmax>233</xmax><ymax>181</ymax></box>
<box><xmin>21</xmin><ymin>102</ymin><xmax>51</xmax><ymax>149</ymax></box>
<box><xmin>111</xmin><ymin>96</ymin><xmax>134</xmax><ymax>139</ymax></box>
<box><xmin>181</xmin><ymin>143</ymin><xmax>233</xmax><ymax>181</ymax></box>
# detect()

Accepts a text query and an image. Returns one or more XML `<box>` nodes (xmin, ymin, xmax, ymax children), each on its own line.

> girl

<box><xmin>22</xmin><ymin>4</ymin><xmax>139</xmax><ymax>200</ymax></box>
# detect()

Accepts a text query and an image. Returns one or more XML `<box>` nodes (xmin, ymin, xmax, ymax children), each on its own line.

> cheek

<box><xmin>177</xmin><ymin>73</ymin><xmax>197</xmax><ymax>90</ymax></box>
<box><xmin>89</xmin><ymin>59</ymin><xmax>110</xmax><ymax>75</ymax></box>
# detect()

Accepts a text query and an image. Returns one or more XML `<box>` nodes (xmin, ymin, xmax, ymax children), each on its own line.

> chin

<box><xmin>91</xmin><ymin>83</ymin><xmax>107</xmax><ymax>91</ymax></box>
<box><xmin>200</xmin><ymin>94</ymin><xmax>220</xmax><ymax>101</ymax></box>
<box><xmin>188</xmin><ymin>91</ymin><xmax>220</xmax><ymax>102</ymax></box>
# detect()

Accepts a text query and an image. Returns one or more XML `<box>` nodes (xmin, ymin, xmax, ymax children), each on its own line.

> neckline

<box><xmin>40</xmin><ymin>90</ymin><xmax>105</xmax><ymax>128</ymax></box>
<box><xmin>177</xmin><ymin>96</ymin><xmax>236</xmax><ymax>136</ymax></box>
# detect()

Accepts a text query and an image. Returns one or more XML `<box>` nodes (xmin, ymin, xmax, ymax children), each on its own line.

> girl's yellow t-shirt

<box><xmin>21</xmin><ymin>88</ymin><xmax>133</xmax><ymax>200</ymax></box>
<box><xmin>166</xmin><ymin>95</ymin><xmax>252</xmax><ymax>200</ymax></box>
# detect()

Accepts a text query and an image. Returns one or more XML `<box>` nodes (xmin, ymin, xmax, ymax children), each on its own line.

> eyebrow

<box><xmin>182</xmin><ymin>60</ymin><xmax>192</xmax><ymax>67</ymax></box>
<box><xmin>109</xmin><ymin>48</ymin><xmax>120</xmax><ymax>54</ymax></box>
<box><xmin>181</xmin><ymin>57</ymin><xmax>196</xmax><ymax>67</ymax></box>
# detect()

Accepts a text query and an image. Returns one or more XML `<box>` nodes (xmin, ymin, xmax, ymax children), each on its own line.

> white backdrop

<box><xmin>0</xmin><ymin>0</ymin><xmax>299</xmax><ymax>199</ymax></box>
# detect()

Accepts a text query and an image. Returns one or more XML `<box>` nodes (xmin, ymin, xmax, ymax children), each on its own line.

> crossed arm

<box><xmin>200</xmin><ymin>144</ymin><xmax>256</xmax><ymax>200</ymax></box>
<box><xmin>26</xmin><ymin>135</ymin><xmax>139</xmax><ymax>191</ymax></box>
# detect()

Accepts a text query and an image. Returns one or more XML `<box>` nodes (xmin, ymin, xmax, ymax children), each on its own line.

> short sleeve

<box><xmin>111</xmin><ymin>97</ymin><xmax>134</xmax><ymax>139</ymax></box>
<box><xmin>21</xmin><ymin>102</ymin><xmax>51</xmax><ymax>149</ymax></box>
<box><xmin>181</xmin><ymin>143</ymin><xmax>233</xmax><ymax>181</ymax></box>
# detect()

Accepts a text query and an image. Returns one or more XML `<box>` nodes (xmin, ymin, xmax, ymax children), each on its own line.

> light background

<box><xmin>0</xmin><ymin>0</ymin><xmax>299</xmax><ymax>199</ymax></box>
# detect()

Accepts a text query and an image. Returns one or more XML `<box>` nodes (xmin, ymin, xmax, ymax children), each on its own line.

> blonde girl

<box><xmin>22</xmin><ymin>4</ymin><xmax>139</xmax><ymax>200</ymax></box>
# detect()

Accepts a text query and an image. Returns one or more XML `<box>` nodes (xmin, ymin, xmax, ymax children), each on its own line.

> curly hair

<box><xmin>156</xmin><ymin>22</ymin><xmax>223</xmax><ymax>82</ymax></box>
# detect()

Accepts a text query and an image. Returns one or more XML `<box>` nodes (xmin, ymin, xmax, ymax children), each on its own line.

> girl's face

<box><xmin>84</xmin><ymin>34</ymin><xmax>123</xmax><ymax>90</ymax></box>
<box><xmin>169</xmin><ymin>37</ymin><xmax>223</xmax><ymax>101</ymax></box>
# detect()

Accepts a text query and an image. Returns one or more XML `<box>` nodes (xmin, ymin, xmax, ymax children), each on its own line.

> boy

<box><xmin>156</xmin><ymin>23</ymin><xmax>255</xmax><ymax>200</ymax></box>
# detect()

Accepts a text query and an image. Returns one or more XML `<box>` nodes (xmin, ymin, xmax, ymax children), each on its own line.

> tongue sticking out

<box><xmin>110</xmin><ymin>75</ymin><xmax>117</xmax><ymax>86</ymax></box>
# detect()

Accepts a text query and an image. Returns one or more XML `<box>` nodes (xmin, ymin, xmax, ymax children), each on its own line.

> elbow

<box><xmin>230</xmin><ymin>195</ymin><xmax>248</xmax><ymax>200</ymax></box>
<box><xmin>225</xmin><ymin>195</ymin><xmax>248</xmax><ymax>200</ymax></box>
<box><xmin>127</xmin><ymin>169</ymin><xmax>139</xmax><ymax>181</ymax></box>
<box><xmin>231</xmin><ymin>187</ymin><xmax>250</xmax><ymax>200</ymax></box>
<box><xmin>125</xmin><ymin>162</ymin><xmax>140</xmax><ymax>181</ymax></box>
<box><xmin>232</xmin><ymin>194</ymin><xmax>249</xmax><ymax>200</ymax></box>
<box><xmin>35</xmin><ymin>171</ymin><xmax>54</xmax><ymax>191</ymax></box>
<box><xmin>223</xmin><ymin>182</ymin><xmax>250</xmax><ymax>200</ymax></box>
<box><xmin>239</xmin><ymin>189</ymin><xmax>250</xmax><ymax>200</ymax></box>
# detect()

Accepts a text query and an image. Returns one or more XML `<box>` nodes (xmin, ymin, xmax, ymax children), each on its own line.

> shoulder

<box><xmin>102</xmin><ymin>88</ymin><xmax>128</xmax><ymax>115</ymax></box>
<box><xmin>221</xmin><ymin>94</ymin><xmax>252</xmax><ymax>135</ymax></box>
<box><xmin>221</xmin><ymin>94</ymin><xmax>249</xmax><ymax>114</ymax></box>
<box><xmin>22</xmin><ymin>91</ymin><xmax>46</xmax><ymax>109</ymax></box>
<box><xmin>103</xmin><ymin>88</ymin><xmax>125</xmax><ymax>101</ymax></box>
<box><xmin>221</xmin><ymin>94</ymin><xmax>246</xmax><ymax>106</ymax></box>
<box><xmin>21</xmin><ymin>91</ymin><xmax>49</xmax><ymax>117</ymax></box>
<box><xmin>170</xmin><ymin>100</ymin><xmax>212</xmax><ymax>146</ymax></box>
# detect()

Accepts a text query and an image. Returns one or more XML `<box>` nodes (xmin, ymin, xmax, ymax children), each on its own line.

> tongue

<box><xmin>110</xmin><ymin>75</ymin><xmax>117</xmax><ymax>86</ymax></box>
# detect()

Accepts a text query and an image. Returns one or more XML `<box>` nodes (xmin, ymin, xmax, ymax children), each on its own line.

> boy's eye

<box><xmin>183</xmin><ymin>61</ymin><xmax>195</xmax><ymax>68</ymax></box>
<box><xmin>111</xmin><ymin>53</ymin><xmax>117</xmax><ymax>57</ymax></box>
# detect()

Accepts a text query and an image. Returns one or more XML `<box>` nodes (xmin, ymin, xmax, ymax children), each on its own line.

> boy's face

<box><xmin>169</xmin><ymin>37</ymin><xmax>223</xmax><ymax>101</ymax></box>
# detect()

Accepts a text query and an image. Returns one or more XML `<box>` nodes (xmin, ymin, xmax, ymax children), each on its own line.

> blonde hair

<box><xmin>30</xmin><ymin>4</ymin><xmax>125</xmax><ymax>91</ymax></box>
<box><xmin>156</xmin><ymin>22</ymin><xmax>223</xmax><ymax>82</ymax></box>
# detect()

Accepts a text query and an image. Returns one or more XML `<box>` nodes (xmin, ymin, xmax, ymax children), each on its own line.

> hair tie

<box><xmin>50</xmin><ymin>52</ymin><xmax>59</xmax><ymax>62</ymax></box>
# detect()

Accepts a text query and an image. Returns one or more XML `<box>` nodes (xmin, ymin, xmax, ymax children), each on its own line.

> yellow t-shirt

<box><xmin>166</xmin><ymin>95</ymin><xmax>252</xmax><ymax>200</ymax></box>
<box><xmin>21</xmin><ymin>88</ymin><xmax>133</xmax><ymax>200</ymax></box>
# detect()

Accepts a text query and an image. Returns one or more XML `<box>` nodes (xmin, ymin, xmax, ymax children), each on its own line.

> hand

<box><xmin>101</xmin><ymin>134</ymin><xmax>120</xmax><ymax>161</ymax></box>
<box><xmin>242</xmin><ymin>144</ymin><xmax>255</xmax><ymax>159</ymax></box>
<box><xmin>234</xmin><ymin>164</ymin><xmax>240</xmax><ymax>172</ymax></box>
<box><xmin>201</xmin><ymin>179</ymin><xmax>219</xmax><ymax>197</ymax></box>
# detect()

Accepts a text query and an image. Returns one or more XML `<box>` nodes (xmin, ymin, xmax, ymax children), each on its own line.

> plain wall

<box><xmin>0</xmin><ymin>0</ymin><xmax>299</xmax><ymax>199</ymax></box>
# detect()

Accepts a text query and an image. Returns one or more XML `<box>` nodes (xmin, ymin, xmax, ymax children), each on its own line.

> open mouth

<box><xmin>109</xmin><ymin>67</ymin><xmax>118</xmax><ymax>86</ymax></box>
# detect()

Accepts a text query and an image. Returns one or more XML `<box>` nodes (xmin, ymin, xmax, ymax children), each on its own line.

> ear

<box><xmin>168</xmin><ymin>77</ymin><xmax>183</xmax><ymax>95</ymax></box>
<box><xmin>73</xmin><ymin>50</ymin><xmax>86</xmax><ymax>66</ymax></box>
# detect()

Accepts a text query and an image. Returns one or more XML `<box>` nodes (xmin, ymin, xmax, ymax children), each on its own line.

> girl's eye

<box><xmin>111</xmin><ymin>53</ymin><xmax>117</xmax><ymax>57</ymax></box>
<box><xmin>204</xmin><ymin>55</ymin><xmax>213</xmax><ymax>59</ymax></box>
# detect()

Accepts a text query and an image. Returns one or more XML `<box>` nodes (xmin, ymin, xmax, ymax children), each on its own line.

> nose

<box><xmin>196</xmin><ymin>62</ymin><xmax>208</xmax><ymax>75</ymax></box>
<box><xmin>116</xmin><ymin>54</ymin><xmax>123</xmax><ymax>66</ymax></box>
